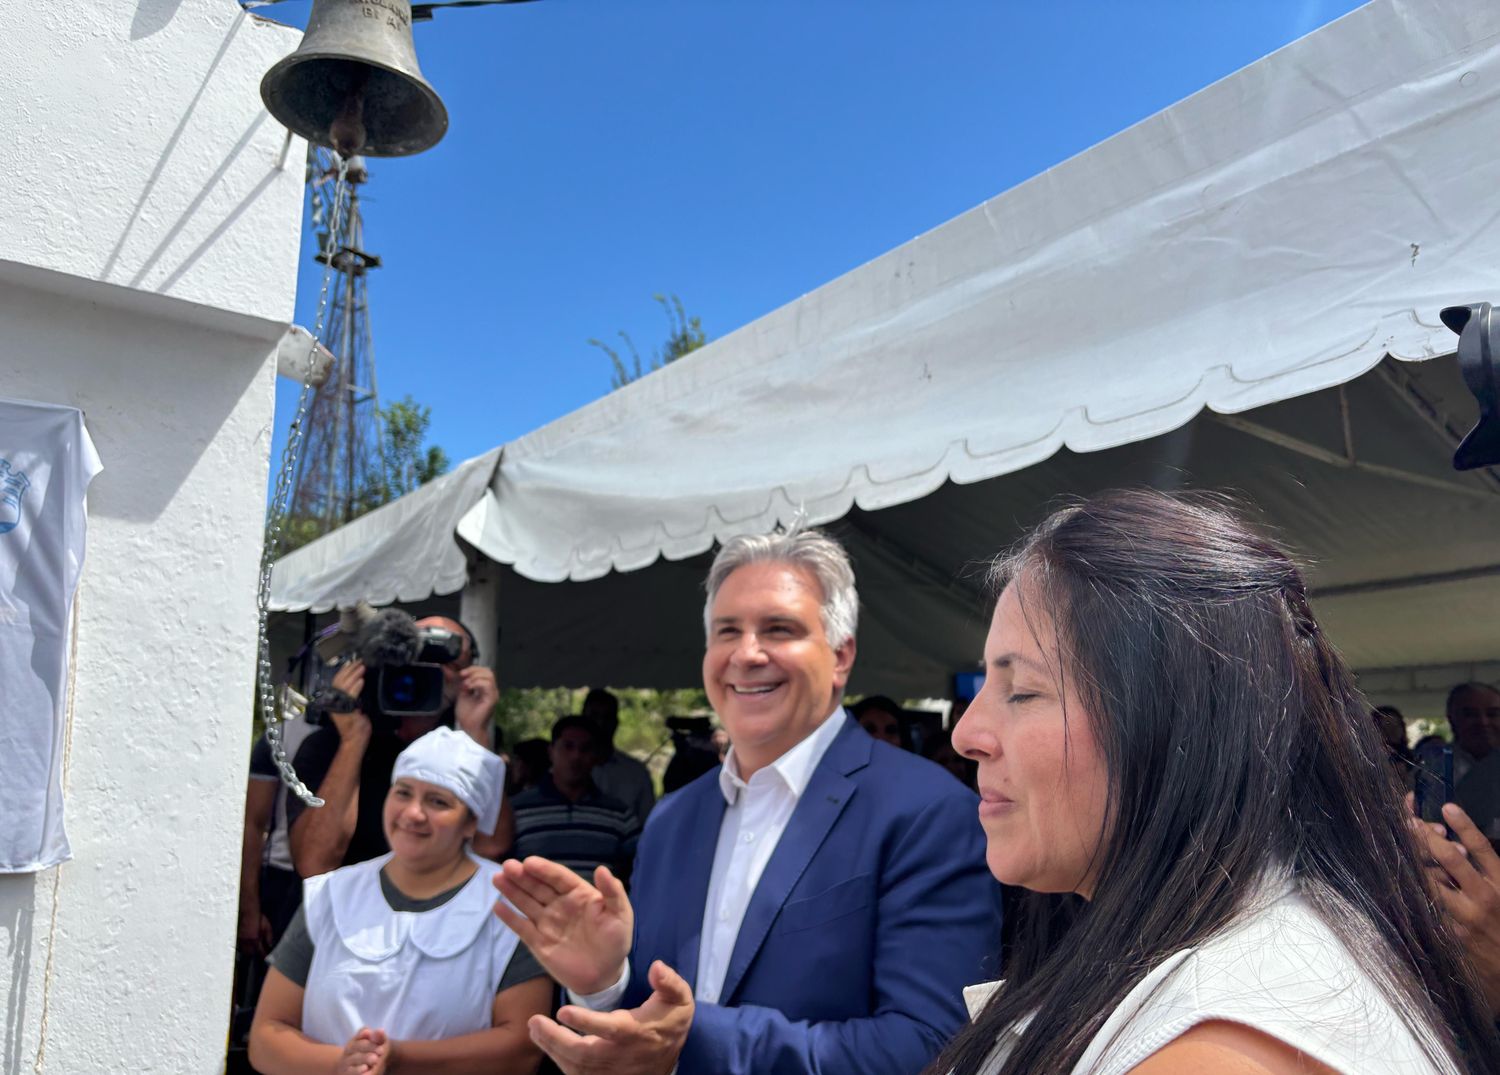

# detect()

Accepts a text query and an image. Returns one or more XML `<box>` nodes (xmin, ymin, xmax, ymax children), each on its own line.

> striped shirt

<box><xmin>510</xmin><ymin>777</ymin><xmax>641</xmax><ymax>880</ymax></box>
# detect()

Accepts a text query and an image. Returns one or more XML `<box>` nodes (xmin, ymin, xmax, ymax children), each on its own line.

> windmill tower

<box><xmin>285</xmin><ymin>148</ymin><xmax>389</xmax><ymax>535</ymax></box>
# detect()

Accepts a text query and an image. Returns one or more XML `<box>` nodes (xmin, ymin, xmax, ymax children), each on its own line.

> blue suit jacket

<box><xmin>623</xmin><ymin>714</ymin><xmax>1001</xmax><ymax>1075</ymax></box>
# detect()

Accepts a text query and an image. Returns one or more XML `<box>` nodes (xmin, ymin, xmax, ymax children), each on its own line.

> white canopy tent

<box><xmin>270</xmin><ymin>0</ymin><xmax>1500</xmax><ymax>714</ymax></box>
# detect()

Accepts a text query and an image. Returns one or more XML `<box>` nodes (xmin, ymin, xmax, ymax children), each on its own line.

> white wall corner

<box><xmin>0</xmin><ymin>2</ymin><xmax>310</xmax><ymax>1071</ymax></box>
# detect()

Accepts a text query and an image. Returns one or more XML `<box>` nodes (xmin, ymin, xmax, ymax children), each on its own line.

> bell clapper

<box><xmin>330</xmin><ymin>73</ymin><xmax>369</xmax><ymax>158</ymax></box>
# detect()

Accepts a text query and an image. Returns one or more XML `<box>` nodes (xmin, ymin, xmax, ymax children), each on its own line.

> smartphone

<box><xmin>1414</xmin><ymin>744</ymin><xmax>1456</xmax><ymax>833</ymax></box>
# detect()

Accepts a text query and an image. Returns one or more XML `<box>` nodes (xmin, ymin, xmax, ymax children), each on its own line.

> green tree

<box><xmin>367</xmin><ymin>394</ymin><xmax>451</xmax><ymax>504</ymax></box>
<box><xmin>592</xmin><ymin>293</ymin><xmax>707</xmax><ymax>390</ymax></box>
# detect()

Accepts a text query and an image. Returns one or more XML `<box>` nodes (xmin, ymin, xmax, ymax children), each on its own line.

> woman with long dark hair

<box><xmin>935</xmin><ymin>490</ymin><xmax>1499</xmax><ymax>1075</ymax></box>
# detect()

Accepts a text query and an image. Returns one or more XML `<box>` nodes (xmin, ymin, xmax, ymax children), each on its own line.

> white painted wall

<box><xmin>0</xmin><ymin>3</ymin><xmax>306</xmax><ymax>1072</ymax></box>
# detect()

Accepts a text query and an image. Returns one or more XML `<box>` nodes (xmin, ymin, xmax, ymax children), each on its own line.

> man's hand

<box><xmin>528</xmin><ymin>959</ymin><xmax>693</xmax><ymax>1075</ymax></box>
<box><xmin>328</xmin><ymin>661</ymin><xmax>372</xmax><ymax>746</ymax></box>
<box><xmin>1412</xmin><ymin>801</ymin><xmax>1500</xmax><ymax>1016</ymax></box>
<box><xmin>236</xmin><ymin>905</ymin><xmax>273</xmax><ymax>957</ymax></box>
<box><xmin>337</xmin><ymin>1027</ymin><xmax>389</xmax><ymax>1074</ymax></box>
<box><xmin>493</xmin><ymin>858</ymin><xmax>633</xmax><ymax>995</ymax></box>
<box><xmin>454</xmin><ymin>665</ymin><xmax>499</xmax><ymax>745</ymax></box>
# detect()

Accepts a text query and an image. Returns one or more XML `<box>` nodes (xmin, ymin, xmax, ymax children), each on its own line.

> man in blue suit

<box><xmin>495</xmin><ymin>528</ymin><xmax>999</xmax><ymax>1075</ymax></box>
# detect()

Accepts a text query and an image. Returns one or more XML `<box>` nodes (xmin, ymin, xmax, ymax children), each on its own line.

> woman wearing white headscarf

<box><xmin>250</xmin><ymin>728</ymin><xmax>550</xmax><ymax>1075</ymax></box>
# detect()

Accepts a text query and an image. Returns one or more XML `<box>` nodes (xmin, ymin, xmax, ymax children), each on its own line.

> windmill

<box><xmin>284</xmin><ymin>148</ymin><xmax>386</xmax><ymax>536</ymax></box>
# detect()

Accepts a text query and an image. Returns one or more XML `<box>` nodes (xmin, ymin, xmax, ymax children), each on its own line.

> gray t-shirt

<box><xmin>269</xmin><ymin>867</ymin><xmax>547</xmax><ymax>993</ymax></box>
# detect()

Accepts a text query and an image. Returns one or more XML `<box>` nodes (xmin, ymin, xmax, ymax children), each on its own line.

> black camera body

<box><xmin>310</xmin><ymin>608</ymin><xmax>464</xmax><ymax>727</ymax></box>
<box><xmin>361</xmin><ymin>625</ymin><xmax>463</xmax><ymax>721</ymax></box>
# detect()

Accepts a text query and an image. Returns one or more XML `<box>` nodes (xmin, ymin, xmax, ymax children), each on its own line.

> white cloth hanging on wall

<box><xmin>0</xmin><ymin>398</ymin><xmax>102</xmax><ymax>873</ymax></box>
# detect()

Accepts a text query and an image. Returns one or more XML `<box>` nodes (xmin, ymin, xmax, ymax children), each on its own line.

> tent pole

<box><xmin>460</xmin><ymin>551</ymin><xmax>502</xmax><ymax>746</ymax></box>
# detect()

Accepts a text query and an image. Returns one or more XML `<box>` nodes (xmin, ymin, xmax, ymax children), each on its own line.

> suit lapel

<box><xmin>670</xmin><ymin>777</ymin><xmax>726</xmax><ymax>994</ymax></box>
<box><xmin>716</xmin><ymin>719</ymin><xmax>868</xmax><ymax>1004</ymax></box>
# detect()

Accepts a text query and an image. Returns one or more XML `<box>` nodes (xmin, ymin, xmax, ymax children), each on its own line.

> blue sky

<box><xmin>271</xmin><ymin>0</ymin><xmax>1368</xmax><ymax>470</ymax></box>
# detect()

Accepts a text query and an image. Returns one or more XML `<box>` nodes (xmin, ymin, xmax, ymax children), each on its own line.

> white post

<box><xmin>460</xmin><ymin>552</ymin><xmax>502</xmax><ymax>673</ymax></box>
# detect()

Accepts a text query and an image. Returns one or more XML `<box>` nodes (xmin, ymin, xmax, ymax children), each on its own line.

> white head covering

<box><xmin>392</xmin><ymin>728</ymin><xmax>506</xmax><ymax>835</ymax></box>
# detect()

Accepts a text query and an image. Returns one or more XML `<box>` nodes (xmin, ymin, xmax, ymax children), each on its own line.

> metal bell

<box><xmin>260</xmin><ymin>0</ymin><xmax>448</xmax><ymax>158</ymax></box>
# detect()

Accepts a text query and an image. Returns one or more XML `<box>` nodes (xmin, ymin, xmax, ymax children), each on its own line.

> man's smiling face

<box><xmin>702</xmin><ymin>560</ymin><xmax>856</xmax><ymax>778</ymax></box>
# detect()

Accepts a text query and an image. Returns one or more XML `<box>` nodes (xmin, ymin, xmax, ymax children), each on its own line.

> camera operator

<box><xmin>288</xmin><ymin>615</ymin><xmax>514</xmax><ymax>876</ymax></box>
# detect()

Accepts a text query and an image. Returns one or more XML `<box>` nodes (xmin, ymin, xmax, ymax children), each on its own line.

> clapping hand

<box><xmin>337</xmin><ymin>1028</ymin><xmax>389</xmax><ymax>1074</ymax></box>
<box><xmin>1411</xmin><ymin>798</ymin><xmax>1500</xmax><ymax>1016</ymax></box>
<box><xmin>528</xmin><ymin>959</ymin><xmax>694</xmax><ymax>1075</ymax></box>
<box><xmin>493</xmin><ymin>857</ymin><xmax>634</xmax><ymax>995</ymax></box>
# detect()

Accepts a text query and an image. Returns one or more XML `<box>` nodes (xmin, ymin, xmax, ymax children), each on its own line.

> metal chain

<box><xmin>254</xmin><ymin>155</ymin><xmax>353</xmax><ymax>806</ymax></box>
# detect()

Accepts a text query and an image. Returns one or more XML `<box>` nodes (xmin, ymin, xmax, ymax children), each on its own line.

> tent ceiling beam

<box><xmin>1373</xmin><ymin>358</ymin><xmax>1500</xmax><ymax>496</ymax></box>
<box><xmin>842</xmin><ymin>513</ymin><xmax>988</xmax><ymax>609</ymax></box>
<box><xmin>1312</xmin><ymin>562</ymin><xmax>1500</xmax><ymax>600</ymax></box>
<box><xmin>1210</xmin><ymin>414</ymin><xmax>1494</xmax><ymax>502</ymax></box>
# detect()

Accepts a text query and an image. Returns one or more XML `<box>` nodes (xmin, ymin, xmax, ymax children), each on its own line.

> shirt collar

<box><xmin>537</xmin><ymin>774</ymin><xmax>599</xmax><ymax>804</ymax></box>
<box><xmin>718</xmin><ymin>705</ymin><xmax>848</xmax><ymax>806</ymax></box>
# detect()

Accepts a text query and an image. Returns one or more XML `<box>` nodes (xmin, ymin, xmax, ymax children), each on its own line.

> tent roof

<box><xmin>270</xmin><ymin>0</ymin><xmax>1500</xmax><ymax>701</ymax></box>
<box><xmin>474</xmin><ymin>356</ymin><xmax>1500</xmax><ymax>700</ymax></box>
<box><xmin>269</xmin><ymin>447</ymin><xmax>501</xmax><ymax>612</ymax></box>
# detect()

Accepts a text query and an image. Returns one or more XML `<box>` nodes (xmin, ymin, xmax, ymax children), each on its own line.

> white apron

<box><xmin>301</xmin><ymin>852</ymin><xmax>521</xmax><ymax>1044</ymax></box>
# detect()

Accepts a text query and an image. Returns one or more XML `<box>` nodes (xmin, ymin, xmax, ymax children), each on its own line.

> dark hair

<box><xmin>850</xmin><ymin>695</ymin><xmax>905</xmax><ymax>720</ymax></box>
<box><xmin>852</xmin><ymin>695</ymin><xmax>912</xmax><ymax>750</ymax></box>
<box><xmin>582</xmin><ymin>687</ymin><xmax>619</xmax><ymax>720</ymax></box>
<box><xmin>550</xmin><ymin>714</ymin><xmax>597</xmax><ymax>746</ymax></box>
<box><xmin>513</xmin><ymin>737</ymin><xmax>550</xmax><ymax>772</ymax></box>
<box><xmin>1447</xmin><ymin>680</ymin><xmax>1499</xmax><ymax>717</ymax></box>
<box><xmin>931</xmin><ymin>489</ymin><xmax>1497</xmax><ymax>1075</ymax></box>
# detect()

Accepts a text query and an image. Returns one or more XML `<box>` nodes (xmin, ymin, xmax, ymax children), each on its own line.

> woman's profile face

<box><xmin>952</xmin><ymin>579</ymin><xmax>1111</xmax><ymax>898</ymax></box>
<box><xmin>383</xmin><ymin>777</ymin><xmax>477</xmax><ymax>866</ymax></box>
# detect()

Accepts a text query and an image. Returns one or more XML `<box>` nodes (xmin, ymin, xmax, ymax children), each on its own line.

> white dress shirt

<box><xmin>571</xmin><ymin>705</ymin><xmax>848</xmax><ymax>1010</ymax></box>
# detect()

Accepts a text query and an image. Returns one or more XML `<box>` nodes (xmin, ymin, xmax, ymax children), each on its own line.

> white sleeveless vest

<box><xmin>301</xmin><ymin>853</ymin><xmax>521</xmax><ymax>1045</ymax></box>
<box><xmin>966</xmin><ymin>887</ymin><xmax>1456</xmax><ymax>1074</ymax></box>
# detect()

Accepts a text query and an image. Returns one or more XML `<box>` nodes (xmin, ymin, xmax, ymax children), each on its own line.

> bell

<box><xmin>260</xmin><ymin>0</ymin><xmax>448</xmax><ymax>158</ymax></box>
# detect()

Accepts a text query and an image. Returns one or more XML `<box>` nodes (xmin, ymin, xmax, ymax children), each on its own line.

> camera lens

<box><xmin>388</xmin><ymin>670</ymin><xmax>419</xmax><ymax>706</ymax></box>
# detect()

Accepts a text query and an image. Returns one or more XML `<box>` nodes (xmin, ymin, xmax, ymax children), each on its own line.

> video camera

<box><xmin>662</xmin><ymin>715</ymin><xmax>721</xmax><ymax>793</ymax></box>
<box><xmin>310</xmin><ymin>606</ymin><xmax>467</xmax><ymax>727</ymax></box>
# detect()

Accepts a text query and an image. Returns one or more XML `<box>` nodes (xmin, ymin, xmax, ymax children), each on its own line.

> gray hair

<box><xmin>703</xmin><ymin>528</ymin><xmax>859</xmax><ymax>648</ymax></box>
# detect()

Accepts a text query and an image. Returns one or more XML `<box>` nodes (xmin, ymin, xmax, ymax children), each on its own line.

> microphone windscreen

<box><xmin>357</xmin><ymin>608</ymin><xmax>421</xmax><ymax>667</ymax></box>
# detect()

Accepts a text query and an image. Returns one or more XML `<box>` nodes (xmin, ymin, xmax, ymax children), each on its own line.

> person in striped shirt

<box><xmin>509</xmin><ymin>716</ymin><xmax>641</xmax><ymax>884</ymax></box>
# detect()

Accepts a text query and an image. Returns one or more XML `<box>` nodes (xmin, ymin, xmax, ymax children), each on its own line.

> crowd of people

<box><xmin>229</xmin><ymin>489</ymin><xmax>1500</xmax><ymax>1075</ymax></box>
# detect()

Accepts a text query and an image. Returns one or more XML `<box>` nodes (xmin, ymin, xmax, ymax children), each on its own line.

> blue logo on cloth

<box><xmin>0</xmin><ymin>459</ymin><xmax>31</xmax><ymax>535</ymax></box>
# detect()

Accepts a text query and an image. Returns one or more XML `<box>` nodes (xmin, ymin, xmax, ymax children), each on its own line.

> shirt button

<box><xmin>719</xmin><ymin>909</ymin><xmax>729</xmax><ymax>921</ymax></box>
<box><xmin>743</xmin><ymin>832</ymin><xmax>755</xmax><ymax>843</ymax></box>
